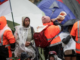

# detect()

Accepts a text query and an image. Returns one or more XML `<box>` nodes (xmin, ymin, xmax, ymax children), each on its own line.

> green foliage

<box><xmin>7</xmin><ymin>20</ymin><xmax>19</xmax><ymax>31</ymax></box>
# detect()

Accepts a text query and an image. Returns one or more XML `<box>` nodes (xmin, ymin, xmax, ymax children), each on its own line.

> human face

<box><xmin>42</xmin><ymin>16</ymin><xmax>46</xmax><ymax>23</ymax></box>
<box><xmin>25</xmin><ymin>58</ymin><xmax>31</xmax><ymax>60</ymax></box>
<box><xmin>42</xmin><ymin>16</ymin><xmax>50</xmax><ymax>23</ymax></box>
<box><xmin>24</xmin><ymin>18</ymin><xmax>30</xmax><ymax>27</ymax></box>
<box><xmin>49</xmin><ymin>56</ymin><xmax>55</xmax><ymax>60</ymax></box>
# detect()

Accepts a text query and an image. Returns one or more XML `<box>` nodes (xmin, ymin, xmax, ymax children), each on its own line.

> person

<box><xmin>42</xmin><ymin>16</ymin><xmax>54</xmax><ymax>25</ymax></box>
<box><xmin>49</xmin><ymin>51</ymin><xmax>62</xmax><ymax>60</ymax></box>
<box><xmin>14</xmin><ymin>16</ymin><xmax>36</xmax><ymax>60</ymax></box>
<box><xmin>59</xmin><ymin>25</ymin><xmax>76</xmax><ymax>60</ymax></box>
<box><xmin>40</xmin><ymin>11</ymin><xmax>67</xmax><ymax>60</ymax></box>
<box><xmin>70</xmin><ymin>20</ymin><xmax>80</xmax><ymax>60</ymax></box>
<box><xmin>39</xmin><ymin>16</ymin><xmax>61</xmax><ymax>60</ymax></box>
<box><xmin>0</xmin><ymin>16</ymin><xmax>15</xmax><ymax>60</ymax></box>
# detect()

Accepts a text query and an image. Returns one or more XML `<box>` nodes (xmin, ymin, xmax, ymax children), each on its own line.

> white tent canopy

<box><xmin>4</xmin><ymin>0</ymin><xmax>44</xmax><ymax>31</ymax></box>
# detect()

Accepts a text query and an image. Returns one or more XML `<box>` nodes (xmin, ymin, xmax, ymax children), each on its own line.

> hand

<box><xmin>25</xmin><ymin>41</ymin><xmax>31</xmax><ymax>47</ymax></box>
<box><xmin>57</xmin><ymin>19</ymin><xmax>63</xmax><ymax>23</ymax></box>
<box><xmin>56</xmin><ymin>15</ymin><xmax>65</xmax><ymax>23</ymax></box>
<box><xmin>51</xmin><ymin>19</ymin><xmax>57</xmax><ymax>22</ymax></box>
<box><xmin>37</xmin><ymin>26</ymin><xmax>40</xmax><ymax>29</ymax></box>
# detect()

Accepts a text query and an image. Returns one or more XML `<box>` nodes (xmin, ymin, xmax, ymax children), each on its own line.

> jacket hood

<box><xmin>0</xmin><ymin>16</ymin><xmax>7</xmax><ymax>30</ymax></box>
<box><xmin>22</xmin><ymin>16</ymin><xmax>30</xmax><ymax>26</ymax></box>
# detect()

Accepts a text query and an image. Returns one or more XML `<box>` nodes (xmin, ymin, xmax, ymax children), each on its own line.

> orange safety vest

<box><xmin>0</xmin><ymin>26</ymin><xmax>11</xmax><ymax>46</ymax></box>
<box><xmin>44</xmin><ymin>25</ymin><xmax>61</xmax><ymax>47</ymax></box>
<box><xmin>0</xmin><ymin>16</ymin><xmax>15</xmax><ymax>46</ymax></box>
<box><xmin>0</xmin><ymin>28</ymin><xmax>14</xmax><ymax>60</ymax></box>
<box><xmin>0</xmin><ymin>16</ymin><xmax>15</xmax><ymax>60</ymax></box>
<box><xmin>76</xmin><ymin>21</ymin><xmax>80</xmax><ymax>53</ymax></box>
<box><xmin>71</xmin><ymin>21</ymin><xmax>80</xmax><ymax>53</ymax></box>
<box><xmin>49</xmin><ymin>36</ymin><xmax>61</xmax><ymax>47</ymax></box>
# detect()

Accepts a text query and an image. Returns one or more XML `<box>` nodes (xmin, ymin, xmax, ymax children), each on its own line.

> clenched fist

<box><xmin>25</xmin><ymin>41</ymin><xmax>31</xmax><ymax>47</ymax></box>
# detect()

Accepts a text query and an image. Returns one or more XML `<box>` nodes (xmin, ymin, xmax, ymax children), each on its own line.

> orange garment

<box><xmin>70</xmin><ymin>20</ymin><xmax>80</xmax><ymax>54</ymax></box>
<box><xmin>2</xmin><ymin>29</ymin><xmax>15</xmax><ymax>45</ymax></box>
<box><xmin>0</xmin><ymin>16</ymin><xmax>7</xmax><ymax>29</ymax></box>
<box><xmin>43</xmin><ymin>22</ymin><xmax>61</xmax><ymax>47</ymax></box>
<box><xmin>0</xmin><ymin>16</ymin><xmax>15</xmax><ymax>45</ymax></box>
<box><xmin>0</xmin><ymin>16</ymin><xmax>15</xmax><ymax>59</ymax></box>
<box><xmin>49</xmin><ymin>36</ymin><xmax>61</xmax><ymax>47</ymax></box>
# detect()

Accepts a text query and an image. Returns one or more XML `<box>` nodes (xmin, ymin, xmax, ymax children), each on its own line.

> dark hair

<box><xmin>23</xmin><ymin>17</ymin><xmax>30</xmax><ymax>26</ymax></box>
<box><xmin>68</xmin><ymin>25</ymin><xmax>73</xmax><ymax>32</ymax></box>
<box><xmin>49</xmin><ymin>54</ymin><xmax>55</xmax><ymax>60</ymax></box>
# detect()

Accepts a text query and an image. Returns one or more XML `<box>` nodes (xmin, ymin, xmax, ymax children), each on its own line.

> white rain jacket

<box><xmin>59</xmin><ymin>32</ymin><xmax>76</xmax><ymax>52</ymax></box>
<box><xmin>14</xmin><ymin>16</ymin><xmax>36</xmax><ymax>60</ymax></box>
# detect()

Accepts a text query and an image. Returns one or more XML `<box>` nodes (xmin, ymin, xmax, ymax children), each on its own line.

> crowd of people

<box><xmin>0</xmin><ymin>11</ymin><xmax>80</xmax><ymax>60</ymax></box>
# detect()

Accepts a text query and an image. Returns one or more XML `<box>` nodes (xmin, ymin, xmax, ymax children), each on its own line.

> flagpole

<box><xmin>9</xmin><ymin>0</ymin><xmax>15</xmax><ymax>31</ymax></box>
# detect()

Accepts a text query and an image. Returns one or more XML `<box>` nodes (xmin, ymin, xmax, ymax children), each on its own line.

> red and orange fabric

<box><xmin>70</xmin><ymin>20</ymin><xmax>80</xmax><ymax>54</ymax></box>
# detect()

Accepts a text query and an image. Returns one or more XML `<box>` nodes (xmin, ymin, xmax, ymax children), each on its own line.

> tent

<box><xmin>4</xmin><ymin>0</ymin><xmax>44</xmax><ymax>31</ymax></box>
<box><xmin>38</xmin><ymin>0</ymin><xmax>76</xmax><ymax>24</ymax></box>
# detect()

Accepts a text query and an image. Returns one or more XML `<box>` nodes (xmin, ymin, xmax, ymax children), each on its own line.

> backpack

<box><xmin>31</xmin><ymin>27</ymin><xmax>34</xmax><ymax>40</ymax></box>
<box><xmin>33</xmin><ymin>26</ymin><xmax>51</xmax><ymax>48</ymax></box>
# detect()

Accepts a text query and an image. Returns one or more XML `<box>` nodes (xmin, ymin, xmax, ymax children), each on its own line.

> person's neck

<box><xmin>43</xmin><ymin>22</ymin><xmax>53</xmax><ymax>25</ymax></box>
<box><xmin>24</xmin><ymin>25</ymin><xmax>30</xmax><ymax>28</ymax></box>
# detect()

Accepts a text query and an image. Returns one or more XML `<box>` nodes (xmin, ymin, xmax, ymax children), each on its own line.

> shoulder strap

<box><xmin>49</xmin><ymin>35</ymin><xmax>58</xmax><ymax>44</ymax></box>
<box><xmin>31</xmin><ymin>27</ymin><xmax>34</xmax><ymax>40</ymax></box>
<box><xmin>43</xmin><ymin>25</ymin><xmax>51</xmax><ymax>31</ymax></box>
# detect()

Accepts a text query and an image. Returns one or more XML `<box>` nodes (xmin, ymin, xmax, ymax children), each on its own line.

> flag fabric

<box><xmin>4</xmin><ymin>0</ymin><xmax>43</xmax><ymax>31</ymax></box>
<box><xmin>0</xmin><ymin>0</ymin><xmax>8</xmax><ymax>5</ymax></box>
<box><xmin>0</xmin><ymin>0</ymin><xmax>11</xmax><ymax>16</ymax></box>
